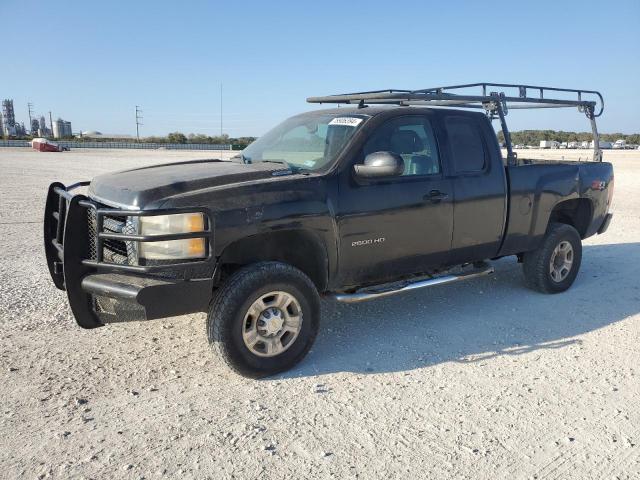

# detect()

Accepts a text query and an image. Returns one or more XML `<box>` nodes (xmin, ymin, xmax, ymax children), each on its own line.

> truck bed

<box><xmin>499</xmin><ymin>161</ymin><xmax>614</xmax><ymax>257</ymax></box>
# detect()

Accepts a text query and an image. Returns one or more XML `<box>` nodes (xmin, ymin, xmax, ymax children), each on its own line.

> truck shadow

<box><xmin>282</xmin><ymin>242</ymin><xmax>640</xmax><ymax>378</ymax></box>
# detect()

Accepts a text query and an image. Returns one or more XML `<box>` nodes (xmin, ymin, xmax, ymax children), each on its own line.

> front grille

<box><xmin>87</xmin><ymin>208</ymin><xmax>136</xmax><ymax>265</ymax></box>
<box><xmin>103</xmin><ymin>215</ymin><xmax>127</xmax><ymax>259</ymax></box>
<box><xmin>88</xmin><ymin>209</ymin><xmax>97</xmax><ymax>260</ymax></box>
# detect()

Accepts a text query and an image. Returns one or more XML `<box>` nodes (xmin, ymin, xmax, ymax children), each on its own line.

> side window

<box><xmin>363</xmin><ymin>116</ymin><xmax>440</xmax><ymax>176</ymax></box>
<box><xmin>445</xmin><ymin>116</ymin><xmax>486</xmax><ymax>173</ymax></box>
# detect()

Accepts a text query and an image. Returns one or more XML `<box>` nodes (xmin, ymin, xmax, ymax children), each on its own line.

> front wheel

<box><xmin>207</xmin><ymin>262</ymin><xmax>320</xmax><ymax>378</ymax></box>
<box><xmin>522</xmin><ymin>222</ymin><xmax>582</xmax><ymax>294</ymax></box>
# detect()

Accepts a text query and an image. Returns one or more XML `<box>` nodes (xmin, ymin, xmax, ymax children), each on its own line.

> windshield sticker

<box><xmin>329</xmin><ymin>117</ymin><xmax>363</xmax><ymax>127</ymax></box>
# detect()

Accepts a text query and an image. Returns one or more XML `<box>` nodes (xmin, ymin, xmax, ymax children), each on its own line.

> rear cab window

<box><xmin>445</xmin><ymin>116</ymin><xmax>487</xmax><ymax>174</ymax></box>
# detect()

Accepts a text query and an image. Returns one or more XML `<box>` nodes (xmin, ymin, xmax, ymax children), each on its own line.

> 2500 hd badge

<box><xmin>352</xmin><ymin>237</ymin><xmax>386</xmax><ymax>247</ymax></box>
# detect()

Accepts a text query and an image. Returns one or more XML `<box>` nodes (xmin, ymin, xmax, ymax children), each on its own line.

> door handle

<box><xmin>426</xmin><ymin>190</ymin><xmax>448</xmax><ymax>203</ymax></box>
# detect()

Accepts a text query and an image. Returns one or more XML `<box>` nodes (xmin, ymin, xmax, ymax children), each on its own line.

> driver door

<box><xmin>335</xmin><ymin>114</ymin><xmax>454</xmax><ymax>288</ymax></box>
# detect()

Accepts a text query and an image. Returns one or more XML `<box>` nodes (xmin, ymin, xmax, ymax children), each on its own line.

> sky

<box><xmin>2</xmin><ymin>0</ymin><xmax>639</xmax><ymax>137</ymax></box>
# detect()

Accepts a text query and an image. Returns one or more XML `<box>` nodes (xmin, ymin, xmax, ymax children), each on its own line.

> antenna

<box><xmin>135</xmin><ymin>105</ymin><xmax>143</xmax><ymax>141</ymax></box>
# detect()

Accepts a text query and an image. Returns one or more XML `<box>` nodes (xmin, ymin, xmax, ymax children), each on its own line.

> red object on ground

<box><xmin>31</xmin><ymin>138</ymin><xmax>64</xmax><ymax>152</ymax></box>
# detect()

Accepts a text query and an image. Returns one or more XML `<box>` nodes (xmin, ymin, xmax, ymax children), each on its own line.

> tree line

<box><xmin>497</xmin><ymin>130</ymin><xmax>640</xmax><ymax>145</ymax></box>
<box><xmin>143</xmin><ymin>133</ymin><xmax>256</xmax><ymax>148</ymax></box>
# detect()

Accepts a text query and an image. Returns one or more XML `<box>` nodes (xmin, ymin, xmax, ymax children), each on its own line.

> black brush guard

<box><xmin>44</xmin><ymin>182</ymin><xmax>215</xmax><ymax>328</ymax></box>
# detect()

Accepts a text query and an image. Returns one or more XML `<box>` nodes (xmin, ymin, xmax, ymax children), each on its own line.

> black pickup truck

<box><xmin>45</xmin><ymin>83</ymin><xmax>614</xmax><ymax>377</ymax></box>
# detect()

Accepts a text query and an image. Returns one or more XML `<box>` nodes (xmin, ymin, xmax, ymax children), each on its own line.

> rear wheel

<box><xmin>207</xmin><ymin>262</ymin><xmax>320</xmax><ymax>378</ymax></box>
<box><xmin>522</xmin><ymin>223</ymin><xmax>582</xmax><ymax>293</ymax></box>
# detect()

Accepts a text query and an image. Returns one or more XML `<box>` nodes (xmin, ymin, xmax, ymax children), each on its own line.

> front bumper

<box><xmin>82</xmin><ymin>273</ymin><xmax>213</xmax><ymax>324</ymax></box>
<box><xmin>44</xmin><ymin>182</ymin><xmax>215</xmax><ymax>328</ymax></box>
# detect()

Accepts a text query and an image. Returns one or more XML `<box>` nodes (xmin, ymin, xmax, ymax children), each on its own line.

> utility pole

<box><xmin>27</xmin><ymin>102</ymin><xmax>34</xmax><ymax>134</ymax></box>
<box><xmin>220</xmin><ymin>83</ymin><xmax>223</xmax><ymax>138</ymax></box>
<box><xmin>135</xmin><ymin>105</ymin><xmax>143</xmax><ymax>141</ymax></box>
<box><xmin>48</xmin><ymin>111</ymin><xmax>53</xmax><ymax>138</ymax></box>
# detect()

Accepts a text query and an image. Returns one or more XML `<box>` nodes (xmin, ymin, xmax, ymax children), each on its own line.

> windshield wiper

<box><xmin>231</xmin><ymin>153</ymin><xmax>249</xmax><ymax>163</ymax></box>
<box><xmin>260</xmin><ymin>159</ymin><xmax>290</xmax><ymax>167</ymax></box>
<box><xmin>237</xmin><ymin>156</ymin><xmax>304</xmax><ymax>173</ymax></box>
<box><xmin>260</xmin><ymin>159</ymin><xmax>308</xmax><ymax>174</ymax></box>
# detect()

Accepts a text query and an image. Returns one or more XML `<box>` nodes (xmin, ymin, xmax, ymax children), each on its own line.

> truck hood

<box><xmin>88</xmin><ymin>159</ymin><xmax>287</xmax><ymax>209</ymax></box>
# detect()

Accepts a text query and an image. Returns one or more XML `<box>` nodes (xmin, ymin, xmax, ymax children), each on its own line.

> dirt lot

<box><xmin>1</xmin><ymin>147</ymin><xmax>638</xmax><ymax>479</ymax></box>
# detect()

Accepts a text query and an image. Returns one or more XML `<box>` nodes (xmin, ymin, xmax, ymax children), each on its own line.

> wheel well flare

<box><xmin>549</xmin><ymin>198</ymin><xmax>592</xmax><ymax>238</ymax></box>
<box><xmin>218</xmin><ymin>231</ymin><xmax>328</xmax><ymax>290</ymax></box>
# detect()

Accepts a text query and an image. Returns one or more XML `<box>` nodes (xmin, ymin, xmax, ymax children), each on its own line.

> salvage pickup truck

<box><xmin>45</xmin><ymin>83</ymin><xmax>614</xmax><ymax>377</ymax></box>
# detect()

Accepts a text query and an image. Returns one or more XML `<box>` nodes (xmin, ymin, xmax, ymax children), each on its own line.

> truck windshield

<box><xmin>239</xmin><ymin>113</ymin><xmax>367</xmax><ymax>171</ymax></box>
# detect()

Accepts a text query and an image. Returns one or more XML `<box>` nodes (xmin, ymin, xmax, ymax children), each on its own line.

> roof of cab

<box><xmin>297</xmin><ymin>105</ymin><xmax>487</xmax><ymax>119</ymax></box>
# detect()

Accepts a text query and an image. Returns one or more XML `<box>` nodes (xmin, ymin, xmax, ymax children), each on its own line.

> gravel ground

<box><xmin>1</xmin><ymin>147</ymin><xmax>638</xmax><ymax>479</ymax></box>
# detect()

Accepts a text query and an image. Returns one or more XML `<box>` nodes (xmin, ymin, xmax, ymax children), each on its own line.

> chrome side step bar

<box><xmin>333</xmin><ymin>264</ymin><xmax>494</xmax><ymax>304</ymax></box>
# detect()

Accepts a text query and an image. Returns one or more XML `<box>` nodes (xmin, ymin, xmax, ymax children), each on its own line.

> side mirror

<box><xmin>353</xmin><ymin>151</ymin><xmax>404</xmax><ymax>179</ymax></box>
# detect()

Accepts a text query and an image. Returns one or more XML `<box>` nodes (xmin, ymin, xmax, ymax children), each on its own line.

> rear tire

<box><xmin>522</xmin><ymin>223</ymin><xmax>582</xmax><ymax>294</ymax></box>
<box><xmin>207</xmin><ymin>261</ymin><xmax>320</xmax><ymax>378</ymax></box>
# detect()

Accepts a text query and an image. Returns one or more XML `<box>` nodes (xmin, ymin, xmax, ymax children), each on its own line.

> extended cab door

<box><xmin>441</xmin><ymin>113</ymin><xmax>507</xmax><ymax>265</ymax></box>
<box><xmin>335</xmin><ymin>114</ymin><xmax>454</xmax><ymax>288</ymax></box>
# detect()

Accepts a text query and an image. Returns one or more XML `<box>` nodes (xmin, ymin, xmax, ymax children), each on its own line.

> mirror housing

<box><xmin>353</xmin><ymin>151</ymin><xmax>404</xmax><ymax>179</ymax></box>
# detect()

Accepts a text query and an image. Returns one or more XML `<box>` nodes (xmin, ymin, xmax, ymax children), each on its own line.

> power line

<box><xmin>135</xmin><ymin>105</ymin><xmax>143</xmax><ymax>141</ymax></box>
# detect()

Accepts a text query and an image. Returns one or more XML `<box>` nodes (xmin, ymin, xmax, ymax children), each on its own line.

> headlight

<box><xmin>138</xmin><ymin>213</ymin><xmax>206</xmax><ymax>260</ymax></box>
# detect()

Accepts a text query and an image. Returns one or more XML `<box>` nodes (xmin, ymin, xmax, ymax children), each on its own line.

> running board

<box><xmin>333</xmin><ymin>264</ymin><xmax>494</xmax><ymax>304</ymax></box>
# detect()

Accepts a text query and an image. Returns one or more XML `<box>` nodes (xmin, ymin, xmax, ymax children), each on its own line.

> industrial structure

<box><xmin>38</xmin><ymin>116</ymin><xmax>50</xmax><ymax>137</ymax></box>
<box><xmin>52</xmin><ymin>118</ymin><xmax>72</xmax><ymax>139</ymax></box>
<box><xmin>30</xmin><ymin>118</ymin><xmax>40</xmax><ymax>135</ymax></box>
<box><xmin>0</xmin><ymin>99</ymin><xmax>29</xmax><ymax>137</ymax></box>
<box><xmin>0</xmin><ymin>99</ymin><xmax>62</xmax><ymax>138</ymax></box>
<box><xmin>2</xmin><ymin>99</ymin><xmax>17</xmax><ymax>137</ymax></box>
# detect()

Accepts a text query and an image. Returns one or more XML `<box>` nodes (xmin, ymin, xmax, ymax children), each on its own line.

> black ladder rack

<box><xmin>307</xmin><ymin>82</ymin><xmax>605</xmax><ymax>164</ymax></box>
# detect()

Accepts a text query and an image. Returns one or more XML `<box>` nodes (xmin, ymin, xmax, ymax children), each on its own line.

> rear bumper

<box><xmin>44</xmin><ymin>182</ymin><xmax>216</xmax><ymax>328</ymax></box>
<box><xmin>598</xmin><ymin>213</ymin><xmax>613</xmax><ymax>234</ymax></box>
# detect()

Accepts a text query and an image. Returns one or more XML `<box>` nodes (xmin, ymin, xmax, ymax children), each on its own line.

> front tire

<box><xmin>522</xmin><ymin>222</ymin><xmax>582</xmax><ymax>293</ymax></box>
<box><xmin>207</xmin><ymin>262</ymin><xmax>320</xmax><ymax>378</ymax></box>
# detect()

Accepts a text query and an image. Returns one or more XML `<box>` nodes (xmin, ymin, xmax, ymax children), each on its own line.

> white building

<box><xmin>80</xmin><ymin>131</ymin><xmax>134</xmax><ymax>140</ymax></box>
<box><xmin>589</xmin><ymin>140</ymin><xmax>613</xmax><ymax>150</ymax></box>
<box><xmin>52</xmin><ymin>118</ymin><xmax>72</xmax><ymax>139</ymax></box>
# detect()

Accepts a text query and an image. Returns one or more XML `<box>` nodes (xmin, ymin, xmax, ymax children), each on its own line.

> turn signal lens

<box><xmin>188</xmin><ymin>238</ymin><xmax>206</xmax><ymax>256</ymax></box>
<box><xmin>187</xmin><ymin>213</ymin><xmax>205</xmax><ymax>232</ymax></box>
